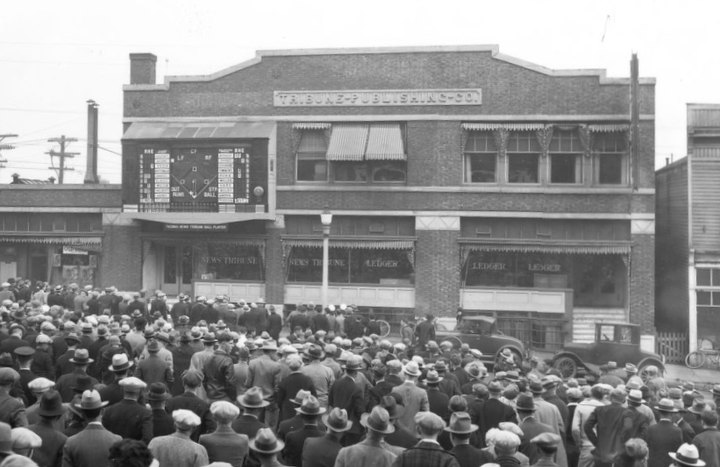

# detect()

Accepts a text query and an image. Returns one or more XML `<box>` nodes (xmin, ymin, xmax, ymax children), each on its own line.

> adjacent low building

<box><xmin>113</xmin><ymin>45</ymin><xmax>657</xmax><ymax>347</ymax></box>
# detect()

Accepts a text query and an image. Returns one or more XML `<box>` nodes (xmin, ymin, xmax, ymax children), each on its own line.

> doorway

<box><xmin>161</xmin><ymin>245</ymin><xmax>193</xmax><ymax>296</ymax></box>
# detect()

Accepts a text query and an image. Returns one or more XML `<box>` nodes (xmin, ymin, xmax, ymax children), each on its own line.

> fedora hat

<box><xmin>624</xmin><ymin>363</ymin><xmax>638</xmax><ymax>374</ymax></box>
<box><xmin>444</xmin><ymin>411</ymin><xmax>478</xmax><ymax>434</ymax></box>
<box><xmin>148</xmin><ymin>382</ymin><xmax>170</xmax><ymax>401</ymax></box>
<box><xmin>322</xmin><ymin>407</ymin><xmax>353</xmax><ymax>432</ymax></box>
<box><xmin>712</xmin><ymin>384</ymin><xmax>720</xmax><ymax>398</ymax></box>
<box><xmin>657</xmin><ymin>398</ymin><xmax>679</xmax><ymax>413</ymax></box>
<box><xmin>202</xmin><ymin>332</ymin><xmax>217</xmax><ymax>344</ymax></box>
<box><xmin>296</xmin><ymin>394</ymin><xmax>326</xmax><ymax>415</ymax></box>
<box><xmin>669</xmin><ymin>443</ymin><xmax>706</xmax><ymax>466</ymax></box>
<box><xmin>108</xmin><ymin>353</ymin><xmax>133</xmax><ymax>372</ymax></box>
<box><xmin>516</xmin><ymin>394</ymin><xmax>537</xmax><ymax>412</ymax></box>
<box><xmin>343</xmin><ymin>355</ymin><xmax>363</xmax><ymax>371</ymax></box>
<box><xmin>433</xmin><ymin>360</ymin><xmax>448</xmax><ymax>372</ymax></box>
<box><xmin>63</xmin><ymin>332</ymin><xmax>80</xmax><ymax>345</ymax></box>
<box><xmin>529</xmin><ymin>381</ymin><xmax>545</xmax><ymax>394</ymax></box>
<box><xmin>403</xmin><ymin>361</ymin><xmax>420</xmax><ymax>377</ymax></box>
<box><xmin>74</xmin><ymin>389</ymin><xmax>107</xmax><ymax>410</ymax></box>
<box><xmin>379</xmin><ymin>394</ymin><xmax>405</xmax><ymax>420</ymax></box>
<box><xmin>37</xmin><ymin>390</ymin><xmax>66</xmax><ymax>417</ymax></box>
<box><xmin>237</xmin><ymin>387</ymin><xmax>269</xmax><ymax>408</ymax></box>
<box><xmin>147</xmin><ymin>340</ymin><xmax>160</xmax><ymax>353</ymax></box>
<box><xmin>688</xmin><ymin>399</ymin><xmax>706</xmax><ymax>415</ymax></box>
<box><xmin>291</xmin><ymin>389</ymin><xmax>312</xmax><ymax>406</ymax></box>
<box><xmin>260</xmin><ymin>341</ymin><xmax>278</xmax><ymax>351</ymax></box>
<box><xmin>425</xmin><ymin>370</ymin><xmax>442</xmax><ymax>385</ymax></box>
<box><xmin>627</xmin><ymin>389</ymin><xmax>645</xmax><ymax>405</ymax></box>
<box><xmin>249</xmin><ymin>428</ymin><xmax>284</xmax><ymax>454</ymax></box>
<box><xmin>361</xmin><ymin>406</ymin><xmax>395</xmax><ymax>435</ymax></box>
<box><xmin>504</xmin><ymin>370</ymin><xmax>521</xmax><ymax>383</ymax></box>
<box><xmin>69</xmin><ymin>349</ymin><xmax>93</xmax><ymax>365</ymax></box>
<box><xmin>306</xmin><ymin>345</ymin><xmax>323</xmax><ymax>359</ymax></box>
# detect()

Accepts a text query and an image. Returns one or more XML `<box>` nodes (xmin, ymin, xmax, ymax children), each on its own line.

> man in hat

<box><xmin>477</xmin><ymin>380</ymin><xmax>516</xmax><ymax>442</ymax></box>
<box><xmin>300</xmin><ymin>344</ymin><xmax>334</xmax><ymax>408</ymax></box>
<box><xmin>203</xmin><ymin>334</ymin><xmax>237</xmax><ymax>403</ymax></box>
<box><xmin>149</xmin><ymin>291</ymin><xmax>170</xmax><ymax>321</ymax></box>
<box><xmin>283</xmin><ymin>394</ymin><xmax>326</xmax><ymax>466</ymax></box>
<box><xmin>542</xmin><ymin>375</ymin><xmax>569</xmax><ymax>428</ymax></box>
<box><xmin>334</xmin><ymin>406</ymin><xmax>398</xmax><ymax>467</ymax></box>
<box><xmin>124</xmin><ymin>317</ymin><xmax>147</xmax><ymax>358</ymax></box>
<box><xmin>693</xmin><ymin>410</ymin><xmax>720</xmax><ymax>466</ymax></box>
<box><xmin>277</xmin><ymin>390</ymin><xmax>321</xmax><ymax>443</ymax></box>
<box><xmin>247</xmin><ymin>341</ymin><xmax>282</xmax><ymax>430</ymax></box>
<box><xmin>86</xmin><ymin>326</ymin><xmax>109</xmax><ymax>379</ymax></box>
<box><xmin>277</xmin><ymin>354</ymin><xmax>316</xmax><ymax>422</ymax></box>
<box><xmin>54</xmin><ymin>349</ymin><xmax>97</xmax><ymax>403</ymax></box>
<box><xmin>647</xmin><ymin>398</ymin><xmax>685</xmax><ymax>467</ymax></box>
<box><xmin>425</xmin><ymin>369</ymin><xmax>449</xmax><ymax>420</ymax></box>
<box><xmin>171</xmin><ymin>333</ymin><xmax>197</xmax><ymax>396</ymax></box>
<box><xmin>249</xmin><ymin>427</ymin><xmax>288</xmax><ymax>467</ymax></box>
<box><xmin>31</xmin><ymin>333</ymin><xmax>54</xmax><ymax>381</ymax></box>
<box><xmin>148</xmin><ymin>409</ymin><xmax>209</xmax><ymax>467</ymax></box>
<box><xmin>514</xmin><ymin>393</ymin><xmax>553</xmax><ymax>464</ymax></box>
<box><xmin>189</xmin><ymin>332</ymin><xmax>217</xmax><ymax>374</ymax></box>
<box><xmin>0</xmin><ymin>368</ymin><xmax>27</xmax><ymax>428</ymax></box>
<box><xmin>198</xmin><ymin>400</ymin><xmax>248</xmax><ymax>467</ymax></box>
<box><xmin>445</xmin><ymin>411</ymin><xmax>491</xmax><ymax>467</ymax></box>
<box><xmin>391</xmin><ymin>411</ymin><xmax>460</xmax><ymax>467</ymax></box>
<box><xmin>62</xmin><ymin>389</ymin><xmax>121</xmax><ymax>467</ymax></box>
<box><xmin>234</xmin><ymin>386</ymin><xmax>270</xmax><ymax>437</ymax></box>
<box><xmin>391</xmin><ymin>361</ymin><xmax>429</xmax><ymax>435</ymax></box>
<box><xmin>584</xmin><ymin>388</ymin><xmax>635</xmax><ymax>467</ymax></box>
<box><xmin>101</xmin><ymin>377</ymin><xmax>153</xmax><ymax>444</ymax></box>
<box><xmin>27</xmin><ymin>389</ymin><xmax>67</xmax><ymax>467</ymax></box>
<box><xmin>669</xmin><ymin>443</ymin><xmax>707</xmax><ymax>467</ymax></box>
<box><xmin>531</xmin><ymin>432</ymin><xmax>563</xmax><ymax>467</ymax></box>
<box><xmin>166</xmin><ymin>369</ymin><xmax>215</xmax><ymax>442</ymax></box>
<box><xmin>414</xmin><ymin>314</ymin><xmax>436</xmax><ymax>351</ymax></box>
<box><xmin>571</xmin><ymin>384</ymin><xmax>607</xmax><ymax>467</ymax></box>
<box><xmin>529</xmin><ymin>381</ymin><xmax>568</xmax><ymax>467</ymax></box>
<box><xmin>380</xmin><ymin>394</ymin><xmax>417</xmax><ymax>449</ymax></box>
<box><xmin>147</xmin><ymin>382</ymin><xmax>174</xmax><ymax>438</ymax></box>
<box><xmin>0</xmin><ymin>325</ymin><xmax>28</xmax><ymax>357</ymax></box>
<box><xmin>99</xmin><ymin>353</ymin><xmax>133</xmax><ymax>406</ymax></box>
<box><xmin>303</xmin><ymin>407</ymin><xmax>351</xmax><ymax>467</ymax></box>
<box><xmin>329</xmin><ymin>355</ymin><xmax>366</xmax><ymax>446</ymax></box>
<box><xmin>626</xmin><ymin>389</ymin><xmax>650</xmax><ymax>440</ymax></box>
<box><xmin>14</xmin><ymin>347</ymin><xmax>37</xmax><ymax>405</ymax></box>
<box><xmin>135</xmin><ymin>339</ymin><xmax>174</xmax><ymax>389</ymax></box>
<box><xmin>24</xmin><ymin>377</ymin><xmax>56</xmax><ymax>426</ymax></box>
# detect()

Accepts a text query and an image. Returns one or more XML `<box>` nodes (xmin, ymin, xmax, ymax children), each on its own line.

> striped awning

<box><xmin>588</xmin><ymin>124</ymin><xmax>630</xmax><ymax>132</ymax></box>
<box><xmin>365</xmin><ymin>124</ymin><xmax>405</xmax><ymax>160</ymax></box>
<box><xmin>462</xmin><ymin>123</ymin><xmax>545</xmax><ymax>131</ymax></box>
<box><xmin>122</xmin><ymin>121</ymin><xmax>275</xmax><ymax>139</ymax></box>
<box><xmin>0</xmin><ymin>236</ymin><xmax>103</xmax><ymax>245</ymax></box>
<box><xmin>283</xmin><ymin>238</ymin><xmax>414</xmax><ymax>250</ymax></box>
<box><xmin>292</xmin><ymin>123</ymin><xmax>331</xmax><ymax>130</ymax></box>
<box><xmin>297</xmin><ymin>130</ymin><xmax>328</xmax><ymax>153</ymax></box>
<box><xmin>326</xmin><ymin>124</ymin><xmax>370</xmax><ymax>161</ymax></box>
<box><xmin>460</xmin><ymin>242</ymin><xmax>631</xmax><ymax>255</ymax></box>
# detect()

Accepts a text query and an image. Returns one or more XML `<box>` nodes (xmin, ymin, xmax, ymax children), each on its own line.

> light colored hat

<box><xmin>210</xmin><ymin>401</ymin><xmax>240</xmax><ymax>421</ymax></box>
<box><xmin>361</xmin><ymin>407</ymin><xmax>394</xmax><ymax>434</ymax></box>
<box><xmin>249</xmin><ymin>428</ymin><xmax>284</xmax><ymax>454</ymax></box>
<box><xmin>27</xmin><ymin>377</ymin><xmax>54</xmax><ymax>393</ymax></box>
<box><xmin>35</xmin><ymin>334</ymin><xmax>53</xmax><ymax>344</ymax></box>
<box><xmin>669</xmin><ymin>443</ymin><xmax>706</xmax><ymax>466</ymax></box>
<box><xmin>119</xmin><ymin>377</ymin><xmax>147</xmax><ymax>391</ymax></box>
<box><xmin>10</xmin><ymin>427</ymin><xmax>42</xmax><ymax>450</ymax></box>
<box><xmin>415</xmin><ymin>411</ymin><xmax>445</xmax><ymax>433</ymax></box>
<box><xmin>172</xmin><ymin>409</ymin><xmax>202</xmax><ymax>429</ymax></box>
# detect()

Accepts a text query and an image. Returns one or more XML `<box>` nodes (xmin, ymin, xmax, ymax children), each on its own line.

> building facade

<box><xmin>656</xmin><ymin>104</ymin><xmax>720</xmax><ymax>352</ymax></box>
<box><xmin>118</xmin><ymin>46</ymin><xmax>656</xmax><ymax>347</ymax></box>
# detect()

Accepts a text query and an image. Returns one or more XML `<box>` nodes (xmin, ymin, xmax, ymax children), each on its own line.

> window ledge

<box><xmin>280</xmin><ymin>185</ymin><xmax>654</xmax><ymax>195</ymax></box>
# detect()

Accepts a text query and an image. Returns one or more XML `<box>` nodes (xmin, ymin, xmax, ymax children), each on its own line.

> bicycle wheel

<box><xmin>686</xmin><ymin>350</ymin><xmax>706</xmax><ymax>369</ymax></box>
<box><xmin>377</xmin><ymin>320</ymin><xmax>391</xmax><ymax>338</ymax></box>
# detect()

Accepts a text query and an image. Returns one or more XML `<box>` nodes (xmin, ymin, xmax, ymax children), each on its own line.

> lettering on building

<box><xmin>471</xmin><ymin>262</ymin><xmax>507</xmax><ymax>271</ymax></box>
<box><xmin>274</xmin><ymin>89</ymin><xmax>482</xmax><ymax>107</ymax></box>
<box><xmin>528</xmin><ymin>264</ymin><xmax>561</xmax><ymax>272</ymax></box>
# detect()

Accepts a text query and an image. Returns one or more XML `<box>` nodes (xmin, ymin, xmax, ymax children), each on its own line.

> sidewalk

<box><xmin>664</xmin><ymin>362</ymin><xmax>719</xmax><ymax>391</ymax></box>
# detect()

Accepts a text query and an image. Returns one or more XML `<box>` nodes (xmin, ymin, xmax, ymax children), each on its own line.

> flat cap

<box><xmin>0</xmin><ymin>368</ymin><xmax>20</xmax><ymax>385</ymax></box>
<box><xmin>172</xmin><ymin>409</ymin><xmax>201</xmax><ymax>429</ymax></box>
<box><xmin>13</xmin><ymin>347</ymin><xmax>35</xmax><ymax>357</ymax></box>
<box><xmin>27</xmin><ymin>377</ymin><xmax>55</xmax><ymax>392</ymax></box>
<box><xmin>118</xmin><ymin>377</ymin><xmax>147</xmax><ymax>391</ymax></box>
<box><xmin>414</xmin><ymin>411</ymin><xmax>445</xmax><ymax>433</ymax></box>
<box><xmin>11</xmin><ymin>427</ymin><xmax>42</xmax><ymax>450</ymax></box>
<box><xmin>35</xmin><ymin>334</ymin><xmax>53</xmax><ymax>344</ymax></box>
<box><xmin>531</xmin><ymin>432</ymin><xmax>562</xmax><ymax>448</ymax></box>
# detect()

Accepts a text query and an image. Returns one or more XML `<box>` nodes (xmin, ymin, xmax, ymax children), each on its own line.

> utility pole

<box><xmin>46</xmin><ymin>135</ymin><xmax>78</xmax><ymax>184</ymax></box>
<box><xmin>0</xmin><ymin>134</ymin><xmax>18</xmax><ymax>169</ymax></box>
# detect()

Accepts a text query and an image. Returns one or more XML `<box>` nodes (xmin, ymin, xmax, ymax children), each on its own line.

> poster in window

<box><xmin>80</xmin><ymin>266</ymin><xmax>94</xmax><ymax>285</ymax></box>
<box><xmin>89</xmin><ymin>255</ymin><xmax>97</xmax><ymax>268</ymax></box>
<box><xmin>52</xmin><ymin>254</ymin><xmax>62</xmax><ymax>267</ymax></box>
<box><xmin>63</xmin><ymin>266</ymin><xmax>79</xmax><ymax>284</ymax></box>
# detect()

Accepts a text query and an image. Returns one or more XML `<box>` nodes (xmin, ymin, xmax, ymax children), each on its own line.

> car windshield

<box><xmin>458</xmin><ymin>318</ymin><xmax>494</xmax><ymax>335</ymax></box>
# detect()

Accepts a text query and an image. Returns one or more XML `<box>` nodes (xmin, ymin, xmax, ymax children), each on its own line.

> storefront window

<box><xmin>697</xmin><ymin>268</ymin><xmax>720</xmax><ymax>347</ymax></box>
<box><xmin>193</xmin><ymin>244</ymin><xmax>263</xmax><ymax>281</ymax></box>
<box><xmin>287</xmin><ymin>247</ymin><xmax>414</xmax><ymax>285</ymax></box>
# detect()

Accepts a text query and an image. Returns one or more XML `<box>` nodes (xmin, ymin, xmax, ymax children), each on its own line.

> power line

<box><xmin>0</xmin><ymin>134</ymin><xmax>18</xmax><ymax>169</ymax></box>
<box><xmin>46</xmin><ymin>135</ymin><xmax>78</xmax><ymax>184</ymax></box>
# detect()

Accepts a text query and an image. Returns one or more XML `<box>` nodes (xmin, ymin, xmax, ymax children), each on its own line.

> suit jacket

<box><xmin>203</xmin><ymin>350</ymin><xmax>236</xmax><ymax>402</ymax></box>
<box><xmin>414</xmin><ymin>320</ymin><xmax>436</xmax><ymax>349</ymax></box>
<box><xmin>199</xmin><ymin>426</ymin><xmax>249</xmax><ymax>467</ymax></box>
<box><xmin>336</xmin><ymin>437</ymin><xmax>398</xmax><ymax>467</ymax></box>
<box><xmin>148</xmin><ymin>432</ymin><xmax>209</xmax><ymax>467</ymax></box>
<box><xmin>268</xmin><ymin>313</ymin><xmax>283</xmax><ymax>340</ymax></box>
<box><xmin>19</xmin><ymin>368</ymin><xmax>38</xmax><ymax>405</ymax></box>
<box><xmin>391</xmin><ymin>381</ymin><xmax>429</xmax><ymax>433</ymax></box>
<box><xmin>542</xmin><ymin>393</ymin><xmax>569</xmax><ymax>429</ymax></box>
<box><xmin>302</xmin><ymin>434</ymin><xmax>343</xmax><ymax>467</ymax></box>
<box><xmin>55</xmin><ymin>370</ymin><xmax>98</xmax><ymax>403</ymax></box>
<box><xmin>247</xmin><ymin>354</ymin><xmax>282</xmax><ymax>403</ymax></box>
<box><xmin>62</xmin><ymin>423</ymin><xmax>122</xmax><ymax>467</ymax></box>
<box><xmin>370</xmin><ymin>379</ymin><xmax>400</xmax><ymax>409</ymax></box>
<box><xmin>166</xmin><ymin>391</ymin><xmax>215</xmax><ymax>441</ymax></box>
<box><xmin>283</xmin><ymin>424</ymin><xmax>324</xmax><ymax>466</ymax></box>
<box><xmin>450</xmin><ymin>443</ymin><xmax>493</xmax><ymax>467</ymax></box>
<box><xmin>98</xmin><ymin>381</ymin><xmax>123</xmax><ymax>406</ymax></box>
<box><xmin>386</xmin><ymin>422</ymin><xmax>418</xmax><ymax>449</ymax></box>
<box><xmin>29</xmin><ymin>419</ymin><xmax>68</xmax><ymax>467</ymax></box>
<box><xmin>102</xmin><ymin>398</ymin><xmax>153</xmax><ymax>444</ymax></box>
<box><xmin>277</xmin><ymin>372</ymin><xmax>317</xmax><ymax>421</ymax></box>
<box><xmin>329</xmin><ymin>375</ymin><xmax>366</xmax><ymax>435</ymax></box>
<box><xmin>153</xmin><ymin>408</ymin><xmax>175</xmax><ymax>438</ymax></box>
<box><xmin>427</xmin><ymin>387</ymin><xmax>449</xmax><ymax>420</ymax></box>
<box><xmin>626</xmin><ymin>405</ymin><xmax>649</xmax><ymax>440</ymax></box>
<box><xmin>519</xmin><ymin>417</ymin><xmax>555</xmax><ymax>466</ymax></box>
<box><xmin>135</xmin><ymin>353</ymin><xmax>174</xmax><ymax>388</ymax></box>
<box><xmin>478</xmin><ymin>398</ymin><xmax>517</xmax><ymax>439</ymax></box>
<box><xmin>647</xmin><ymin>419</ymin><xmax>683</xmax><ymax>467</ymax></box>
<box><xmin>584</xmin><ymin>402</ymin><xmax>633</xmax><ymax>463</ymax></box>
<box><xmin>231</xmin><ymin>414</ymin><xmax>267</xmax><ymax>439</ymax></box>
<box><xmin>31</xmin><ymin>347</ymin><xmax>55</xmax><ymax>380</ymax></box>
<box><xmin>391</xmin><ymin>440</ymin><xmax>460</xmax><ymax>467</ymax></box>
<box><xmin>693</xmin><ymin>426</ymin><xmax>720</xmax><ymax>467</ymax></box>
<box><xmin>170</xmin><ymin>343</ymin><xmax>196</xmax><ymax>396</ymax></box>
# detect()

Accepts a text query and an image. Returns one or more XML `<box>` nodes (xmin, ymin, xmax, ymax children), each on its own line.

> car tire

<box><xmin>554</xmin><ymin>356</ymin><xmax>577</xmax><ymax>379</ymax></box>
<box><xmin>444</xmin><ymin>336</ymin><xmax>463</xmax><ymax>349</ymax></box>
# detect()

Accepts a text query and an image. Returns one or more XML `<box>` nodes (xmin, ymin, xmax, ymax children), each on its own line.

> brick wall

<box><xmin>264</xmin><ymin>226</ymin><xmax>285</xmax><ymax>305</ymax></box>
<box><xmin>0</xmin><ymin>185</ymin><xmax>121</xmax><ymax>208</ymax></box>
<box><xmin>100</xmin><ymin>223</ymin><xmax>142</xmax><ymax>291</ymax></box>
<box><xmin>415</xmin><ymin>229</ymin><xmax>460</xmax><ymax>317</ymax></box>
<box><xmin>629</xmin><ymin>233</ymin><xmax>655</xmax><ymax>334</ymax></box>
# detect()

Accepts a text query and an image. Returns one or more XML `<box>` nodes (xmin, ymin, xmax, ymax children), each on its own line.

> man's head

<box><xmin>414</xmin><ymin>412</ymin><xmax>445</xmax><ymax>440</ymax></box>
<box><xmin>702</xmin><ymin>410</ymin><xmax>718</xmax><ymax>429</ymax></box>
<box><xmin>610</xmin><ymin>388</ymin><xmax>627</xmax><ymax>405</ymax></box>
<box><xmin>210</xmin><ymin>401</ymin><xmax>240</xmax><ymax>424</ymax></box>
<box><xmin>172</xmin><ymin>409</ymin><xmax>201</xmax><ymax>434</ymax></box>
<box><xmin>119</xmin><ymin>377</ymin><xmax>146</xmax><ymax>400</ymax></box>
<box><xmin>493</xmin><ymin>430</ymin><xmax>521</xmax><ymax>456</ymax></box>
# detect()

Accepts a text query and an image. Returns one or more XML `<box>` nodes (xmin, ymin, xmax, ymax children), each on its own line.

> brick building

<box><xmin>118</xmin><ymin>45</ymin><xmax>656</xmax><ymax>347</ymax></box>
<box><xmin>656</xmin><ymin>104</ymin><xmax>720</xmax><ymax>352</ymax></box>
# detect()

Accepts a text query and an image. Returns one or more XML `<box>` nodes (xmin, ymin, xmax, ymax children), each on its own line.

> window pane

<box><xmin>551</xmin><ymin>154</ymin><xmax>581</xmax><ymax>184</ymax></box>
<box><xmin>713</xmin><ymin>292</ymin><xmax>720</xmax><ymax>305</ymax></box>
<box><xmin>349</xmin><ymin>249</ymin><xmax>414</xmax><ymax>284</ymax></box>
<box><xmin>508</xmin><ymin>154</ymin><xmax>539</xmax><ymax>183</ymax></box>
<box><xmin>698</xmin><ymin>269</ymin><xmax>712</xmax><ymax>287</ymax></box>
<box><xmin>286</xmin><ymin>247</ymin><xmax>349</xmax><ymax>283</ymax></box>
<box><xmin>297</xmin><ymin>159</ymin><xmax>327</xmax><ymax>181</ymax></box>
<box><xmin>698</xmin><ymin>291</ymin><xmax>712</xmax><ymax>305</ymax></box>
<box><xmin>371</xmin><ymin>162</ymin><xmax>406</xmax><ymax>182</ymax></box>
<box><xmin>333</xmin><ymin>162</ymin><xmax>368</xmax><ymax>182</ymax></box>
<box><xmin>598</xmin><ymin>154</ymin><xmax>623</xmax><ymax>184</ymax></box>
<box><xmin>712</xmin><ymin>269</ymin><xmax>720</xmax><ymax>287</ymax></box>
<box><xmin>466</xmin><ymin>154</ymin><xmax>496</xmax><ymax>183</ymax></box>
<box><xmin>194</xmin><ymin>244</ymin><xmax>263</xmax><ymax>281</ymax></box>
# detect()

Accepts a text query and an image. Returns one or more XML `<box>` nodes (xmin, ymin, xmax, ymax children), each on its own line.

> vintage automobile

<box><xmin>550</xmin><ymin>322</ymin><xmax>665</xmax><ymax>379</ymax></box>
<box><xmin>435</xmin><ymin>315</ymin><xmax>527</xmax><ymax>369</ymax></box>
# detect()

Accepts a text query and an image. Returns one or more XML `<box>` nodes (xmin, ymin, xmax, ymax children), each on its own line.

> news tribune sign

<box><xmin>274</xmin><ymin>89</ymin><xmax>482</xmax><ymax>107</ymax></box>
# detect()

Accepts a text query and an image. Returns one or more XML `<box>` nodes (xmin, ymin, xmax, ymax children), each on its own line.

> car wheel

<box><xmin>638</xmin><ymin>363</ymin><xmax>663</xmax><ymax>384</ymax></box>
<box><xmin>444</xmin><ymin>336</ymin><xmax>463</xmax><ymax>349</ymax></box>
<box><xmin>554</xmin><ymin>356</ymin><xmax>577</xmax><ymax>379</ymax></box>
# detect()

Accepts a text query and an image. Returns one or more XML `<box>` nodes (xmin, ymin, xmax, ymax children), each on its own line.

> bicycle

<box><xmin>685</xmin><ymin>348</ymin><xmax>720</xmax><ymax>369</ymax></box>
<box><xmin>377</xmin><ymin>319</ymin><xmax>391</xmax><ymax>338</ymax></box>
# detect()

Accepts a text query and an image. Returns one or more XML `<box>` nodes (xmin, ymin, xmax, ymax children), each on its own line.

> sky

<box><xmin>1</xmin><ymin>0</ymin><xmax>719</xmax><ymax>184</ymax></box>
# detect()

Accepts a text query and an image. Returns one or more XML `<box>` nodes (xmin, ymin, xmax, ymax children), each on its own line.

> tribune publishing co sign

<box><xmin>273</xmin><ymin>89</ymin><xmax>482</xmax><ymax>107</ymax></box>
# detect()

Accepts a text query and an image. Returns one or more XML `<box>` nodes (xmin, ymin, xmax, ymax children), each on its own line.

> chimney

<box><xmin>666</xmin><ymin>157</ymin><xmax>669</xmax><ymax>166</ymax></box>
<box><xmin>11</xmin><ymin>173</ymin><xmax>19</xmax><ymax>184</ymax></box>
<box><xmin>129</xmin><ymin>53</ymin><xmax>157</xmax><ymax>85</ymax></box>
<box><xmin>48</xmin><ymin>176</ymin><xmax>56</xmax><ymax>184</ymax></box>
<box><xmin>84</xmin><ymin>100</ymin><xmax>99</xmax><ymax>184</ymax></box>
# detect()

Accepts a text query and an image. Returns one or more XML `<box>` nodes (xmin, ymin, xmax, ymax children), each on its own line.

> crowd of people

<box><xmin>0</xmin><ymin>281</ymin><xmax>718</xmax><ymax>467</ymax></box>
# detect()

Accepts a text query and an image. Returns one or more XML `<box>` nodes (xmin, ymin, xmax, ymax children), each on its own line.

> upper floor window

<box><xmin>295</xmin><ymin>123</ymin><xmax>406</xmax><ymax>184</ymax></box>
<box><xmin>507</xmin><ymin>132</ymin><xmax>540</xmax><ymax>184</ymax></box>
<box><xmin>594</xmin><ymin>131</ymin><xmax>628</xmax><ymax>185</ymax></box>
<box><xmin>464</xmin><ymin>132</ymin><xmax>497</xmax><ymax>183</ymax></box>
<box><xmin>549</xmin><ymin>129</ymin><xmax>583</xmax><ymax>184</ymax></box>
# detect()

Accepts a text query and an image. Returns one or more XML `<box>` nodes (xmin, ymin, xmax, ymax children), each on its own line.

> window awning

<box><xmin>588</xmin><ymin>124</ymin><xmax>629</xmax><ymax>133</ymax></box>
<box><xmin>462</xmin><ymin>123</ymin><xmax>545</xmax><ymax>131</ymax></box>
<box><xmin>365</xmin><ymin>124</ymin><xmax>406</xmax><ymax>161</ymax></box>
<box><xmin>0</xmin><ymin>236</ymin><xmax>103</xmax><ymax>245</ymax></box>
<box><xmin>292</xmin><ymin>123</ymin><xmax>331</xmax><ymax>130</ymax></box>
<box><xmin>282</xmin><ymin>238</ymin><xmax>415</xmax><ymax>249</ymax></box>
<box><xmin>459</xmin><ymin>241</ymin><xmax>632</xmax><ymax>255</ymax></box>
<box><xmin>297</xmin><ymin>130</ymin><xmax>328</xmax><ymax>153</ymax></box>
<box><xmin>326</xmin><ymin>124</ymin><xmax>369</xmax><ymax>161</ymax></box>
<box><xmin>125</xmin><ymin>213</ymin><xmax>276</xmax><ymax>224</ymax></box>
<box><xmin>122</xmin><ymin>121</ymin><xmax>275</xmax><ymax>140</ymax></box>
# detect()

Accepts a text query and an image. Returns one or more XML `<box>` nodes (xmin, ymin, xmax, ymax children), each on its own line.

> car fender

<box><xmin>637</xmin><ymin>357</ymin><xmax>665</xmax><ymax>374</ymax></box>
<box><xmin>552</xmin><ymin>351</ymin><xmax>584</xmax><ymax>366</ymax></box>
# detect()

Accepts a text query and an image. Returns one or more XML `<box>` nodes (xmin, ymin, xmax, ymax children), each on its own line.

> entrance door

<box><xmin>161</xmin><ymin>245</ymin><xmax>193</xmax><ymax>296</ymax></box>
<box><xmin>0</xmin><ymin>261</ymin><xmax>16</xmax><ymax>283</ymax></box>
<box><xmin>29</xmin><ymin>256</ymin><xmax>48</xmax><ymax>283</ymax></box>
